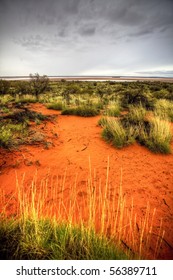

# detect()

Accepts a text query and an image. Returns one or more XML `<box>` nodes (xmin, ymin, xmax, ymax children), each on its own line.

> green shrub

<box><xmin>6</xmin><ymin>110</ymin><xmax>48</xmax><ymax>124</ymax></box>
<box><xmin>0</xmin><ymin>80</ymin><xmax>10</xmax><ymax>95</ymax></box>
<box><xmin>121</xmin><ymin>89</ymin><xmax>154</xmax><ymax>109</ymax></box>
<box><xmin>1</xmin><ymin>106</ymin><xmax>10</xmax><ymax>114</ymax></box>
<box><xmin>0</xmin><ymin>122</ymin><xmax>28</xmax><ymax>148</ymax></box>
<box><xmin>0</xmin><ymin>125</ymin><xmax>13</xmax><ymax>148</ymax></box>
<box><xmin>47</xmin><ymin>102</ymin><xmax>64</xmax><ymax>110</ymax></box>
<box><xmin>61</xmin><ymin>106</ymin><xmax>99</xmax><ymax>117</ymax></box>
<box><xmin>29</xmin><ymin>73</ymin><xmax>49</xmax><ymax>100</ymax></box>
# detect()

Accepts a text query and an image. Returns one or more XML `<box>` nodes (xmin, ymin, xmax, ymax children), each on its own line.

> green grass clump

<box><xmin>106</xmin><ymin>101</ymin><xmax>121</xmax><ymax>117</ymax></box>
<box><xmin>0</xmin><ymin>106</ymin><xmax>10</xmax><ymax>114</ymax></box>
<box><xmin>98</xmin><ymin>117</ymin><xmax>109</xmax><ymax>127</ymax></box>
<box><xmin>61</xmin><ymin>106</ymin><xmax>99</xmax><ymax>117</ymax></box>
<box><xmin>47</xmin><ymin>102</ymin><xmax>64</xmax><ymax>111</ymax></box>
<box><xmin>138</xmin><ymin>116</ymin><xmax>172</xmax><ymax>154</ymax></box>
<box><xmin>47</xmin><ymin>102</ymin><xmax>64</xmax><ymax>110</ymax></box>
<box><xmin>101</xmin><ymin>118</ymin><xmax>135</xmax><ymax>148</ymax></box>
<box><xmin>0</xmin><ymin>219</ymin><xmax>127</xmax><ymax>260</ymax></box>
<box><xmin>127</xmin><ymin>105</ymin><xmax>146</xmax><ymax>124</ymax></box>
<box><xmin>0</xmin><ymin>125</ymin><xmax>13</xmax><ymax>148</ymax></box>
<box><xmin>0</xmin><ymin>123</ymin><xmax>27</xmax><ymax>148</ymax></box>
<box><xmin>154</xmin><ymin>99</ymin><xmax>173</xmax><ymax>122</ymax></box>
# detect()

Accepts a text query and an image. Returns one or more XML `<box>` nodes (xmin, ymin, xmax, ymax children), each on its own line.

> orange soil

<box><xmin>0</xmin><ymin>103</ymin><xmax>173</xmax><ymax>259</ymax></box>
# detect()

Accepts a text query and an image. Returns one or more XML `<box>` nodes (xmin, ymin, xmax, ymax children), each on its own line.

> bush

<box><xmin>6</xmin><ymin>110</ymin><xmax>48</xmax><ymax>124</ymax></box>
<box><xmin>0</xmin><ymin>125</ymin><xmax>13</xmax><ymax>148</ymax></box>
<box><xmin>47</xmin><ymin>102</ymin><xmax>64</xmax><ymax>110</ymax></box>
<box><xmin>0</xmin><ymin>80</ymin><xmax>10</xmax><ymax>95</ymax></box>
<box><xmin>121</xmin><ymin>89</ymin><xmax>154</xmax><ymax>109</ymax></box>
<box><xmin>11</xmin><ymin>81</ymin><xmax>31</xmax><ymax>97</ymax></box>
<box><xmin>29</xmin><ymin>73</ymin><xmax>49</xmax><ymax>100</ymax></box>
<box><xmin>61</xmin><ymin>106</ymin><xmax>99</xmax><ymax>117</ymax></box>
<box><xmin>0</xmin><ymin>123</ymin><xmax>27</xmax><ymax>148</ymax></box>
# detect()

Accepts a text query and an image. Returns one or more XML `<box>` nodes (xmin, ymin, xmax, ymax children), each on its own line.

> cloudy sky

<box><xmin>0</xmin><ymin>0</ymin><xmax>173</xmax><ymax>77</ymax></box>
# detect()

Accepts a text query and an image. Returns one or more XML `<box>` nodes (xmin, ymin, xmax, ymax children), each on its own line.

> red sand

<box><xmin>0</xmin><ymin>103</ymin><xmax>173</xmax><ymax>259</ymax></box>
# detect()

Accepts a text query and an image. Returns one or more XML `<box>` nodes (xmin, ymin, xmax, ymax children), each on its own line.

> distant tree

<box><xmin>29</xmin><ymin>73</ymin><xmax>49</xmax><ymax>100</ymax></box>
<box><xmin>0</xmin><ymin>79</ymin><xmax>10</xmax><ymax>95</ymax></box>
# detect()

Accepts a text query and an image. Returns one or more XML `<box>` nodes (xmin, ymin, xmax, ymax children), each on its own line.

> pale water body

<box><xmin>1</xmin><ymin>77</ymin><xmax>144</xmax><ymax>82</ymax></box>
<box><xmin>1</xmin><ymin>76</ymin><xmax>172</xmax><ymax>82</ymax></box>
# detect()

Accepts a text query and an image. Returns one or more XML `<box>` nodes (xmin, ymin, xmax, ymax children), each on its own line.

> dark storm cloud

<box><xmin>106</xmin><ymin>0</ymin><xmax>173</xmax><ymax>36</ymax></box>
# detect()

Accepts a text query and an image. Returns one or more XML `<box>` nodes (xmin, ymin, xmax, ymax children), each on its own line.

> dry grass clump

<box><xmin>154</xmin><ymin>99</ymin><xmax>173</xmax><ymax>121</ymax></box>
<box><xmin>101</xmin><ymin>117</ymin><xmax>135</xmax><ymax>148</ymax></box>
<box><xmin>139</xmin><ymin>116</ymin><xmax>172</xmax><ymax>154</ymax></box>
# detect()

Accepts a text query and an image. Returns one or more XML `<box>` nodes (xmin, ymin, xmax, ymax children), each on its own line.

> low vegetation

<box><xmin>101</xmin><ymin>118</ymin><xmax>135</xmax><ymax>148</ymax></box>
<box><xmin>0</xmin><ymin>77</ymin><xmax>172</xmax><ymax>152</ymax></box>
<box><xmin>138</xmin><ymin>116</ymin><xmax>172</xmax><ymax>154</ymax></box>
<box><xmin>61</xmin><ymin>106</ymin><xmax>99</xmax><ymax>117</ymax></box>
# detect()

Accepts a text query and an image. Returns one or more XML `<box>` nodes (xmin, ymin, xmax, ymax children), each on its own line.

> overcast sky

<box><xmin>0</xmin><ymin>0</ymin><xmax>173</xmax><ymax>76</ymax></box>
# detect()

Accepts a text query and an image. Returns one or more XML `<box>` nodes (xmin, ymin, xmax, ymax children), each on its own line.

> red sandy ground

<box><xmin>0</xmin><ymin>103</ymin><xmax>173</xmax><ymax>259</ymax></box>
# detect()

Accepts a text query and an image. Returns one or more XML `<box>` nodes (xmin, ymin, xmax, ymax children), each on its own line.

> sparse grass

<box><xmin>0</xmin><ymin>162</ymin><xmax>165</xmax><ymax>260</ymax></box>
<box><xmin>138</xmin><ymin>116</ymin><xmax>172</xmax><ymax>154</ymax></box>
<box><xmin>61</xmin><ymin>106</ymin><xmax>99</xmax><ymax>117</ymax></box>
<box><xmin>101</xmin><ymin>118</ymin><xmax>135</xmax><ymax>148</ymax></box>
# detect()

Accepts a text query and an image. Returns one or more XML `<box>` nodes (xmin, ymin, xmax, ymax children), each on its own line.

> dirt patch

<box><xmin>0</xmin><ymin>103</ymin><xmax>173</xmax><ymax>259</ymax></box>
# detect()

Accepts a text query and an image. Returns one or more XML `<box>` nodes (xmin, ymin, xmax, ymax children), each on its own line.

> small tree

<box><xmin>29</xmin><ymin>73</ymin><xmax>49</xmax><ymax>100</ymax></box>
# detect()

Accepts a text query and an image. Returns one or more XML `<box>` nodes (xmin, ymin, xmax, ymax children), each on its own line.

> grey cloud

<box><xmin>108</xmin><ymin>5</ymin><xmax>145</xmax><ymax>26</ymax></box>
<box><xmin>79</xmin><ymin>26</ymin><xmax>96</xmax><ymax>36</ymax></box>
<box><xmin>14</xmin><ymin>35</ymin><xmax>47</xmax><ymax>49</ymax></box>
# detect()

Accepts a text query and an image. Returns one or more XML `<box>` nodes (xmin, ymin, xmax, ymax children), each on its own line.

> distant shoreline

<box><xmin>1</xmin><ymin>75</ymin><xmax>173</xmax><ymax>82</ymax></box>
